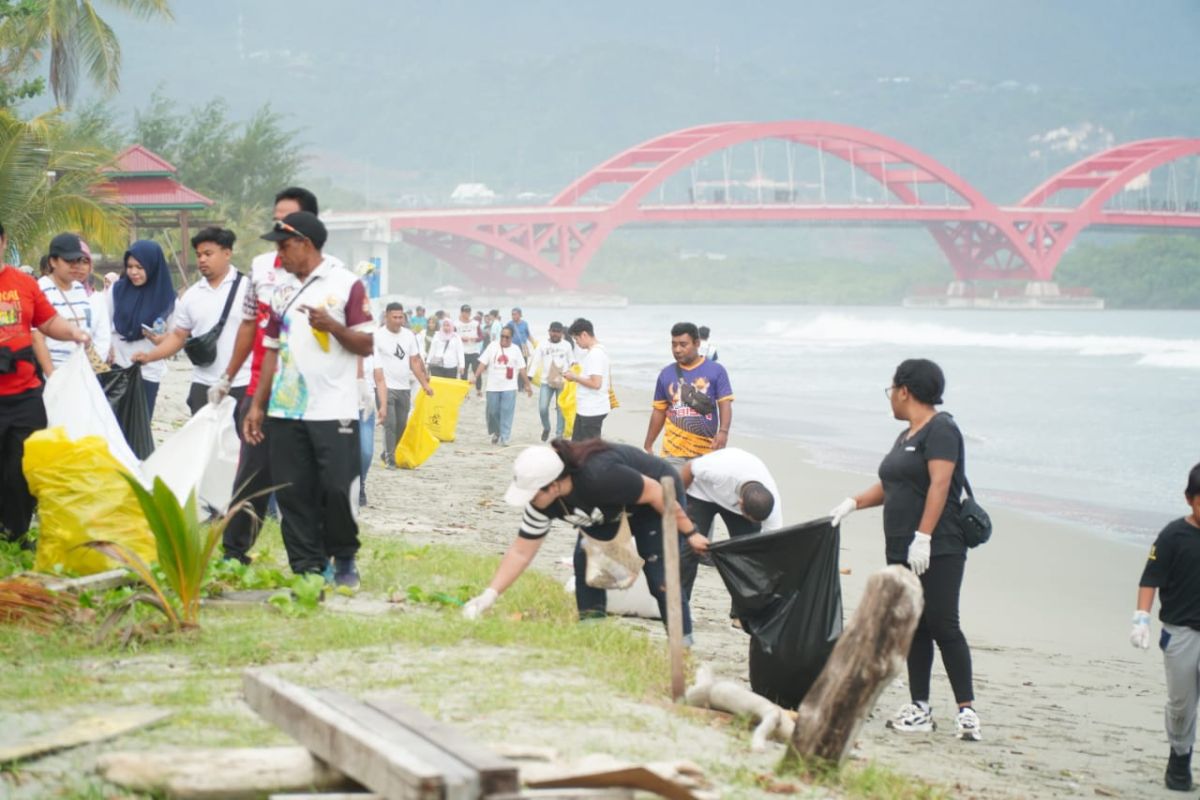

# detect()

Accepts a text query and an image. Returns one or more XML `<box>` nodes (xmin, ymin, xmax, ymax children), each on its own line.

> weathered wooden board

<box><xmin>527</xmin><ymin>766</ymin><xmax>702</xmax><ymax>800</ymax></box>
<box><xmin>785</xmin><ymin>564</ymin><xmax>924</xmax><ymax>765</ymax></box>
<box><xmin>97</xmin><ymin>746</ymin><xmax>359</xmax><ymax>800</ymax></box>
<box><xmin>660</xmin><ymin>476</ymin><xmax>686</xmax><ymax>701</ymax></box>
<box><xmin>243</xmin><ymin>670</ymin><xmax>473</xmax><ymax>800</ymax></box>
<box><xmin>365</xmin><ymin>697</ymin><xmax>518</xmax><ymax>796</ymax></box>
<box><xmin>0</xmin><ymin>708</ymin><xmax>169</xmax><ymax>763</ymax></box>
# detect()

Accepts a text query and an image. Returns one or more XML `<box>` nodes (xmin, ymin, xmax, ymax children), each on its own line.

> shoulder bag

<box><xmin>674</xmin><ymin>363</ymin><xmax>714</xmax><ymax>415</ymax></box>
<box><xmin>581</xmin><ymin>510</ymin><xmax>644</xmax><ymax>589</ymax></box>
<box><xmin>935</xmin><ymin>412</ymin><xmax>992</xmax><ymax>548</ymax></box>
<box><xmin>183</xmin><ymin>272</ymin><xmax>243</xmax><ymax>368</ymax></box>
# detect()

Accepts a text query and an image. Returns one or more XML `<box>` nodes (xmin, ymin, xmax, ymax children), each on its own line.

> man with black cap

<box><xmin>243</xmin><ymin>211</ymin><xmax>374</xmax><ymax>588</ymax></box>
<box><xmin>0</xmin><ymin>222</ymin><xmax>91</xmax><ymax>545</ymax></box>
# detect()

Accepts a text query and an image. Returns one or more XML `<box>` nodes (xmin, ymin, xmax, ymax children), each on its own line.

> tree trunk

<box><xmin>782</xmin><ymin>564</ymin><xmax>923</xmax><ymax>766</ymax></box>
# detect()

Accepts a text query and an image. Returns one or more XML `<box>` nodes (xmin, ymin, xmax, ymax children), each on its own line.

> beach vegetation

<box><xmin>1057</xmin><ymin>234</ymin><xmax>1200</xmax><ymax>308</ymax></box>
<box><xmin>1</xmin><ymin>0</ymin><xmax>173</xmax><ymax>108</ymax></box>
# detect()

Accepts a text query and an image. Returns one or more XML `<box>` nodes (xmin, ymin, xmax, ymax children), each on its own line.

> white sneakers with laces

<box><xmin>886</xmin><ymin>703</ymin><xmax>983</xmax><ymax>741</ymax></box>
<box><xmin>955</xmin><ymin>707</ymin><xmax>983</xmax><ymax>741</ymax></box>
<box><xmin>886</xmin><ymin>702</ymin><xmax>935</xmax><ymax>733</ymax></box>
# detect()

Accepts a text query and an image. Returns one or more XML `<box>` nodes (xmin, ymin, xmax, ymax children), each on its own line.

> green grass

<box><xmin>0</xmin><ymin>524</ymin><xmax>946</xmax><ymax>800</ymax></box>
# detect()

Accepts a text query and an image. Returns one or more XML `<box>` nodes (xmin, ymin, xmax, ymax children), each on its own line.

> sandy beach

<box><xmin>142</xmin><ymin>360</ymin><xmax>1172</xmax><ymax>798</ymax></box>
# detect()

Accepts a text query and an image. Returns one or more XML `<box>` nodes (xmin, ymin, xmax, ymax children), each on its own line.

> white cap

<box><xmin>503</xmin><ymin>447</ymin><xmax>565</xmax><ymax>507</ymax></box>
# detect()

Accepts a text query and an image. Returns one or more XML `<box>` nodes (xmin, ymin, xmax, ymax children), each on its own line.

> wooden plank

<box><xmin>527</xmin><ymin>766</ymin><xmax>701</xmax><ymax>800</ymax></box>
<box><xmin>660</xmin><ymin>476</ymin><xmax>686</xmax><ymax>701</ymax></box>
<box><xmin>488</xmin><ymin>791</ymin><xmax>633</xmax><ymax>799</ymax></box>
<box><xmin>0</xmin><ymin>708</ymin><xmax>170</xmax><ymax>763</ymax></box>
<box><xmin>364</xmin><ymin>697</ymin><xmax>518</xmax><ymax>796</ymax></box>
<box><xmin>32</xmin><ymin>568</ymin><xmax>133</xmax><ymax>594</ymax></box>
<box><xmin>243</xmin><ymin>671</ymin><xmax>444</xmax><ymax>800</ymax></box>
<box><xmin>311</xmin><ymin>690</ymin><xmax>479</xmax><ymax>800</ymax></box>
<box><xmin>784</xmin><ymin>565</ymin><xmax>924</xmax><ymax>765</ymax></box>
<box><xmin>97</xmin><ymin>747</ymin><xmax>359</xmax><ymax>800</ymax></box>
<box><xmin>270</xmin><ymin>794</ymin><xmax>383</xmax><ymax>800</ymax></box>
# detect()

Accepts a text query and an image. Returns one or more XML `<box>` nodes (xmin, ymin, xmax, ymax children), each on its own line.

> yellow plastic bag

<box><xmin>422</xmin><ymin>377</ymin><xmax>471</xmax><ymax>442</ymax></box>
<box><xmin>557</xmin><ymin>364</ymin><xmax>582</xmax><ymax>439</ymax></box>
<box><xmin>24</xmin><ymin>427</ymin><xmax>155</xmax><ymax>575</ymax></box>
<box><xmin>394</xmin><ymin>417</ymin><xmax>440</xmax><ymax>469</ymax></box>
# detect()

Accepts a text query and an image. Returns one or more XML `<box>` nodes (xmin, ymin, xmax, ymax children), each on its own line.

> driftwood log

<box><xmin>684</xmin><ymin>665</ymin><xmax>795</xmax><ymax>751</ymax></box>
<box><xmin>782</xmin><ymin>564</ymin><xmax>923</xmax><ymax>766</ymax></box>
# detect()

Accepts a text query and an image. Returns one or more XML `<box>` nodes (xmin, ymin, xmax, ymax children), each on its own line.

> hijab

<box><xmin>435</xmin><ymin>317</ymin><xmax>457</xmax><ymax>342</ymax></box>
<box><xmin>112</xmin><ymin>240</ymin><xmax>176</xmax><ymax>342</ymax></box>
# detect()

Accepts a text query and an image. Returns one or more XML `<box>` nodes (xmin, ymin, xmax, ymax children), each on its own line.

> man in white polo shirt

<box><xmin>134</xmin><ymin>227</ymin><xmax>250</xmax><ymax>417</ymax></box>
<box><xmin>243</xmin><ymin>212</ymin><xmax>373</xmax><ymax>588</ymax></box>
<box><xmin>375</xmin><ymin>301</ymin><xmax>433</xmax><ymax>467</ymax></box>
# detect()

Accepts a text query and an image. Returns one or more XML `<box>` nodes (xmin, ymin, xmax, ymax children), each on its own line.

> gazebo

<box><xmin>101</xmin><ymin>145</ymin><xmax>215</xmax><ymax>281</ymax></box>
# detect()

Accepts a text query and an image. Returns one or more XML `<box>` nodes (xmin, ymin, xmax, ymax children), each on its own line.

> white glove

<box><xmin>358</xmin><ymin>378</ymin><xmax>374</xmax><ymax>414</ymax></box>
<box><xmin>907</xmin><ymin>532</ymin><xmax>932</xmax><ymax>576</ymax></box>
<box><xmin>1130</xmin><ymin>610</ymin><xmax>1152</xmax><ymax>650</ymax></box>
<box><xmin>462</xmin><ymin>588</ymin><xmax>498</xmax><ymax>620</ymax></box>
<box><xmin>829</xmin><ymin>497</ymin><xmax>856</xmax><ymax>527</ymax></box>
<box><xmin>207</xmin><ymin>374</ymin><xmax>231</xmax><ymax>405</ymax></box>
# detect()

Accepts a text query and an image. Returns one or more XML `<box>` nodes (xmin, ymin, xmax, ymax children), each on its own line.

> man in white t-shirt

<box><xmin>243</xmin><ymin>212</ymin><xmax>373</xmax><ymax>588</ymax></box>
<box><xmin>473</xmin><ymin>326</ymin><xmax>530</xmax><ymax>445</ymax></box>
<box><xmin>564</xmin><ymin>317</ymin><xmax>609</xmax><ymax>441</ymax></box>
<box><xmin>374</xmin><ymin>301</ymin><xmax>433</xmax><ymax>467</ymax></box>
<box><xmin>456</xmin><ymin>303</ymin><xmax>483</xmax><ymax>396</ymax></box>
<box><xmin>528</xmin><ymin>321</ymin><xmax>575</xmax><ymax>441</ymax></box>
<box><xmin>134</xmin><ymin>227</ymin><xmax>251</xmax><ymax>417</ymax></box>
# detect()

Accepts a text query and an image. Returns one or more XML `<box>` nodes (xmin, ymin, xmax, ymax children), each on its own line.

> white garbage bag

<box><xmin>42</xmin><ymin>348</ymin><xmax>141</xmax><ymax>477</ymax></box>
<box><xmin>563</xmin><ymin>574</ymin><xmax>662</xmax><ymax>620</ymax></box>
<box><xmin>143</xmin><ymin>397</ymin><xmax>240</xmax><ymax>514</ymax></box>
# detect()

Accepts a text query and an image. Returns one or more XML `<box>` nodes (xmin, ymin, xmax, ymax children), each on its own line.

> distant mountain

<box><xmin>55</xmin><ymin>0</ymin><xmax>1200</xmax><ymax>205</ymax></box>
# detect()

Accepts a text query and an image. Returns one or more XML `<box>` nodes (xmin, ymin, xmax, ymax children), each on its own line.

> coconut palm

<box><xmin>0</xmin><ymin>108</ymin><xmax>128</xmax><ymax>262</ymax></box>
<box><xmin>6</xmin><ymin>0</ymin><xmax>173</xmax><ymax>108</ymax></box>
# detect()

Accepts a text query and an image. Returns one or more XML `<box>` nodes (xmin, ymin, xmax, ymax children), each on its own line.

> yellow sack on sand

<box><xmin>395</xmin><ymin>378</ymin><xmax>470</xmax><ymax>468</ymax></box>
<box><xmin>423</xmin><ymin>377</ymin><xmax>471</xmax><ymax>442</ymax></box>
<box><xmin>557</xmin><ymin>364</ymin><xmax>582</xmax><ymax>439</ymax></box>
<box><xmin>24</xmin><ymin>428</ymin><xmax>155</xmax><ymax>575</ymax></box>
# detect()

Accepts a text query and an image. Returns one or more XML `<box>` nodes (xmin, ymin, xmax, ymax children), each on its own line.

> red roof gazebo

<box><xmin>101</xmin><ymin>145</ymin><xmax>215</xmax><ymax>279</ymax></box>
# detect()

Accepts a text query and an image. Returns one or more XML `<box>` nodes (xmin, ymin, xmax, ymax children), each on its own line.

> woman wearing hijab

<box><xmin>425</xmin><ymin>317</ymin><xmax>465</xmax><ymax>379</ymax></box>
<box><xmin>109</xmin><ymin>240</ymin><xmax>176</xmax><ymax>418</ymax></box>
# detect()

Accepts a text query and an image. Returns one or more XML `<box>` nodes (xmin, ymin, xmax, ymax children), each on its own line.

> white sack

<box><xmin>42</xmin><ymin>348</ymin><xmax>141</xmax><ymax>476</ymax></box>
<box><xmin>143</xmin><ymin>396</ymin><xmax>240</xmax><ymax>514</ymax></box>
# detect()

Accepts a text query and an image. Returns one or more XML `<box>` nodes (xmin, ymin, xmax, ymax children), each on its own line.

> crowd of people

<box><xmin>3</xmin><ymin>183</ymin><xmax>1200</xmax><ymax>791</ymax></box>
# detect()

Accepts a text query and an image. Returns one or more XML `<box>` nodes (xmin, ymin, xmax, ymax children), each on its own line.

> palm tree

<box><xmin>7</xmin><ymin>0</ymin><xmax>173</xmax><ymax>108</ymax></box>
<box><xmin>0</xmin><ymin>108</ymin><xmax>128</xmax><ymax>263</ymax></box>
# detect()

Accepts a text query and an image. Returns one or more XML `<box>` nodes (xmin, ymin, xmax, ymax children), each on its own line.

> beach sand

<box><xmin>151</xmin><ymin>365</ymin><xmax>1171</xmax><ymax>798</ymax></box>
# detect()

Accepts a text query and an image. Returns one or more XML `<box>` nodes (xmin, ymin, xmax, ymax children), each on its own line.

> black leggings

<box><xmin>889</xmin><ymin>552</ymin><xmax>974</xmax><ymax>706</ymax></box>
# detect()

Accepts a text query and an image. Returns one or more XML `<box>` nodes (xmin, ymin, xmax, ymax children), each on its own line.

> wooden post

<box><xmin>782</xmin><ymin>565</ymin><xmax>923</xmax><ymax>767</ymax></box>
<box><xmin>660</xmin><ymin>476</ymin><xmax>686</xmax><ymax>701</ymax></box>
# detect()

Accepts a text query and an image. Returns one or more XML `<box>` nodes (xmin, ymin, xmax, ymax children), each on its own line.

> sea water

<box><xmin>522</xmin><ymin>304</ymin><xmax>1200</xmax><ymax>542</ymax></box>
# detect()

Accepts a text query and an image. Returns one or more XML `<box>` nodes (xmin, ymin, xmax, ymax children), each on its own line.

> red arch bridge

<box><xmin>323</xmin><ymin>121</ymin><xmax>1200</xmax><ymax>292</ymax></box>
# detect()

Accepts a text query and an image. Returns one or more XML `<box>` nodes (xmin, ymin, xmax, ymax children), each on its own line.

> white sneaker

<box><xmin>956</xmin><ymin>707</ymin><xmax>982</xmax><ymax>741</ymax></box>
<box><xmin>886</xmin><ymin>702</ymin><xmax>935</xmax><ymax>733</ymax></box>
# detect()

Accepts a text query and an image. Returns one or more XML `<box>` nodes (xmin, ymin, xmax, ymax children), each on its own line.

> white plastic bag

<box><xmin>143</xmin><ymin>397</ymin><xmax>240</xmax><ymax>514</ymax></box>
<box><xmin>563</xmin><ymin>574</ymin><xmax>662</xmax><ymax>620</ymax></box>
<box><xmin>42</xmin><ymin>348</ymin><xmax>141</xmax><ymax>477</ymax></box>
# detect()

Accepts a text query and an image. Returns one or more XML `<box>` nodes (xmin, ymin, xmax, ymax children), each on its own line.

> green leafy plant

<box><xmin>405</xmin><ymin>584</ymin><xmax>472</xmax><ymax>608</ymax></box>
<box><xmin>268</xmin><ymin>574</ymin><xmax>326</xmax><ymax>618</ymax></box>
<box><xmin>83</xmin><ymin>475</ymin><xmax>261</xmax><ymax>632</ymax></box>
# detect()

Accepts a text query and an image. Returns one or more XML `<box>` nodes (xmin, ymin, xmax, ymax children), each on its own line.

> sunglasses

<box><xmin>274</xmin><ymin>220</ymin><xmax>310</xmax><ymax>241</ymax></box>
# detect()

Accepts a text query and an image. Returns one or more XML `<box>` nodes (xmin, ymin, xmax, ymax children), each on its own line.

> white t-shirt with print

<box><xmin>478</xmin><ymin>341</ymin><xmax>526</xmax><ymax>393</ymax></box>
<box><xmin>107</xmin><ymin>290</ymin><xmax>173</xmax><ymax>383</ymax></box>
<box><xmin>529</xmin><ymin>338</ymin><xmax>575</xmax><ymax>381</ymax></box>
<box><xmin>575</xmin><ymin>344</ymin><xmax>610</xmax><ymax>416</ymax></box>
<box><xmin>687</xmin><ymin>447</ymin><xmax>783</xmax><ymax>532</ymax></box>
<box><xmin>173</xmin><ymin>269</ymin><xmax>251</xmax><ymax>387</ymax></box>
<box><xmin>456</xmin><ymin>317</ymin><xmax>482</xmax><ymax>355</ymax></box>
<box><xmin>37</xmin><ymin>276</ymin><xmax>95</xmax><ymax>367</ymax></box>
<box><xmin>374</xmin><ymin>326</ymin><xmax>421</xmax><ymax>390</ymax></box>
<box><xmin>263</xmin><ymin>257</ymin><xmax>373</xmax><ymax>421</ymax></box>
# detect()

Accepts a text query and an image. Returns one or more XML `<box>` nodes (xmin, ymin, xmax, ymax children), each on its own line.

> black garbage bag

<box><xmin>97</xmin><ymin>365</ymin><xmax>154</xmax><ymax>459</ymax></box>
<box><xmin>709</xmin><ymin>517</ymin><xmax>843</xmax><ymax>709</ymax></box>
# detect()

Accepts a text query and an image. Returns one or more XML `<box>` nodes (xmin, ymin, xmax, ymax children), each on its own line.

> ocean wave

<box><xmin>759</xmin><ymin>313</ymin><xmax>1200</xmax><ymax>368</ymax></box>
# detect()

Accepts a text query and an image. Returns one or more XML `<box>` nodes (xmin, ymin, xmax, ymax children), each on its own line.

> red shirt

<box><xmin>0</xmin><ymin>266</ymin><xmax>56</xmax><ymax>396</ymax></box>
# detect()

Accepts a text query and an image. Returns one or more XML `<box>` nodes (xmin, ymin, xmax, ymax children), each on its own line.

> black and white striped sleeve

<box><xmin>518</xmin><ymin>503</ymin><xmax>553</xmax><ymax>540</ymax></box>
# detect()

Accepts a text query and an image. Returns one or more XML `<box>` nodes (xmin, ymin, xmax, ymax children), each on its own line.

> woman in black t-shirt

<box><xmin>827</xmin><ymin>358</ymin><xmax>981</xmax><ymax>742</ymax></box>
<box><xmin>462</xmin><ymin>439</ymin><xmax>703</xmax><ymax>641</ymax></box>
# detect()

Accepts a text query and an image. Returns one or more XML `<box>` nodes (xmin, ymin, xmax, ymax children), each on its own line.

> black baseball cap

<box><xmin>261</xmin><ymin>211</ymin><xmax>327</xmax><ymax>249</ymax></box>
<box><xmin>48</xmin><ymin>232</ymin><xmax>85</xmax><ymax>261</ymax></box>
